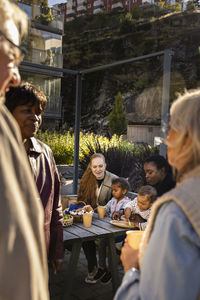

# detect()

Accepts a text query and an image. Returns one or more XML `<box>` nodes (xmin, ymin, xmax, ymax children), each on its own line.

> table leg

<box><xmin>62</xmin><ymin>240</ymin><xmax>82</xmax><ymax>300</ymax></box>
<box><xmin>108</xmin><ymin>236</ymin><xmax>120</xmax><ymax>294</ymax></box>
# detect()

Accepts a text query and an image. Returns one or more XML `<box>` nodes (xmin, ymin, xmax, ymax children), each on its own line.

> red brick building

<box><xmin>57</xmin><ymin>0</ymin><xmax>144</xmax><ymax>22</ymax></box>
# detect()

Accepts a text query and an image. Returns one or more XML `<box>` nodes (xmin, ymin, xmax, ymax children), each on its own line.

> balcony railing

<box><xmin>77</xmin><ymin>0</ymin><xmax>87</xmax><ymax>4</ymax></box>
<box><xmin>66</xmin><ymin>16</ymin><xmax>75</xmax><ymax>21</ymax></box>
<box><xmin>93</xmin><ymin>8</ymin><xmax>104</xmax><ymax>13</ymax></box>
<box><xmin>94</xmin><ymin>0</ymin><xmax>104</xmax><ymax>6</ymax></box>
<box><xmin>67</xmin><ymin>8</ymin><xmax>76</xmax><ymax>15</ymax></box>
<box><xmin>77</xmin><ymin>5</ymin><xmax>87</xmax><ymax>11</ymax></box>
<box><xmin>24</xmin><ymin>47</ymin><xmax>63</xmax><ymax>68</ymax></box>
<box><xmin>112</xmin><ymin>2</ymin><xmax>123</xmax><ymax>8</ymax></box>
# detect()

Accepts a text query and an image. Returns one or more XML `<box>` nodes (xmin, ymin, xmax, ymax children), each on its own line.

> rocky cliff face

<box><xmin>62</xmin><ymin>10</ymin><xmax>200</xmax><ymax>134</ymax></box>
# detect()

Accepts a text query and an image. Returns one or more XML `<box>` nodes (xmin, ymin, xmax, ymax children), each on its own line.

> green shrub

<box><xmin>36</xmin><ymin>130</ymin><xmax>159</xmax><ymax>191</ymax></box>
<box><xmin>120</xmin><ymin>12</ymin><xmax>136</xmax><ymax>33</ymax></box>
<box><xmin>35</xmin><ymin>0</ymin><xmax>53</xmax><ymax>24</ymax></box>
<box><xmin>108</xmin><ymin>91</ymin><xmax>127</xmax><ymax>135</ymax></box>
<box><xmin>131</xmin><ymin>6</ymin><xmax>142</xmax><ymax>19</ymax></box>
<box><xmin>36</xmin><ymin>131</ymin><xmax>125</xmax><ymax>164</ymax></box>
<box><xmin>79</xmin><ymin>137</ymin><xmax>159</xmax><ymax>191</ymax></box>
<box><xmin>186</xmin><ymin>1</ymin><xmax>196</xmax><ymax>11</ymax></box>
<box><xmin>36</xmin><ymin>131</ymin><xmax>74</xmax><ymax>164</ymax></box>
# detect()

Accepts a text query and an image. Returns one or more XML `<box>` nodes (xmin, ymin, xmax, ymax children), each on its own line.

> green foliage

<box><xmin>108</xmin><ymin>92</ymin><xmax>127</xmax><ymax>136</ymax></box>
<box><xmin>133</xmin><ymin>73</ymin><xmax>149</xmax><ymax>91</ymax></box>
<box><xmin>120</xmin><ymin>12</ymin><xmax>136</xmax><ymax>33</ymax></box>
<box><xmin>36</xmin><ymin>130</ymin><xmax>158</xmax><ymax>165</ymax></box>
<box><xmin>35</xmin><ymin>0</ymin><xmax>53</xmax><ymax>24</ymax></box>
<box><xmin>37</xmin><ymin>130</ymin><xmax>159</xmax><ymax>191</ymax></box>
<box><xmin>36</xmin><ymin>131</ymin><xmax>74</xmax><ymax>164</ymax></box>
<box><xmin>186</xmin><ymin>1</ymin><xmax>196</xmax><ymax>11</ymax></box>
<box><xmin>131</xmin><ymin>6</ymin><xmax>142</xmax><ymax>19</ymax></box>
<box><xmin>165</xmin><ymin>3</ymin><xmax>181</xmax><ymax>12</ymax></box>
<box><xmin>79</xmin><ymin>137</ymin><xmax>159</xmax><ymax>191</ymax></box>
<box><xmin>63</xmin><ymin>50</ymin><xmax>81</xmax><ymax>66</ymax></box>
<box><xmin>36</xmin><ymin>131</ymin><xmax>125</xmax><ymax>164</ymax></box>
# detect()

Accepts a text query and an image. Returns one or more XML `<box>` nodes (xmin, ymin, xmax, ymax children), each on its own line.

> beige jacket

<box><xmin>0</xmin><ymin>105</ymin><xmax>49</xmax><ymax>300</ymax></box>
<box><xmin>98</xmin><ymin>170</ymin><xmax>117</xmax><ymax>206</ymax></box>
<box><xmin>139</xmin><ymin>165</ymin><xmax>200</xmax><ymax>266</ymax></box>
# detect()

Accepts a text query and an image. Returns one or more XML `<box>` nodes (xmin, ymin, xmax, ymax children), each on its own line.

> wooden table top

<box><xmin>63</xmin><ymin>213</ymin><xmax>127</xmax><ymax>242</ymax></box>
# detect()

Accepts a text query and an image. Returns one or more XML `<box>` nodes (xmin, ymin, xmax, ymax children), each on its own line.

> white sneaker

<box><xmin>85</xmin><ymin>266</ymin><xmax>97</xmax><ymax>284</ymax></box>
<box><xmin>115</xmin><ymin>241</ymin><xmax>123</xmax><ymax>251</ymax></box>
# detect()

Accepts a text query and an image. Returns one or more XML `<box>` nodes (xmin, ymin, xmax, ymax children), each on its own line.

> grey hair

<box><xmin>167</xmin><ymin>89</ymin><xmax>200</xmax><ymax>179</ymax></box>
<box><xmin>0</xmin><ymin>0</ymin><xmax>28</xmax><ymax>41</ymax></box>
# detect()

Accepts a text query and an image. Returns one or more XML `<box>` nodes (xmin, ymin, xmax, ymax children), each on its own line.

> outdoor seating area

<box><xmin>1</xmin><ymin>1</ymin><xmax>200</xmax><ymax>300</ymax></box>
<box><xmin>49</xmin><ymin>248</ymin><xmax>123</xmax><ymax>300</ymax></box>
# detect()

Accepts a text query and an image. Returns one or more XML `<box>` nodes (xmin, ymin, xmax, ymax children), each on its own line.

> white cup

<box><xmin>126</xmin><ymin>230</ymin><xmax>144</xmax><ymax>250</ymax></box>
<box><xmin>97</xmin><ymin>206</ymin><xmax>106</xmax><ymax>219</ymax></box>
<box><xmin>83</xmin><ymin>212</ymin><xmax>93</xmax><ymax>227</ymax></box>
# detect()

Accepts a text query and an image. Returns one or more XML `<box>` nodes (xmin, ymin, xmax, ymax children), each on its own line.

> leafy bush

<box><xmin>36</xmin><ymin>131</ymin><xmax>74</xmax><ymax>164</ymax></box>
<box><xmin>36</xmin><ymin>131</ymin><xmax>124</xmax><ymax>164</ymax></box>
<box><xmin>131</xmin><ymin>6</ymin><xmax>142</xmax><ymax>19</ymax></box>
<box><xmin>37</xmin><ymin>131</ymin><xmax>159</xmax><ymax>191</ymax></box>
<box><xmin>120</xmin><ymin>12</ymin><xmax>136</xmax><ymax>33</ymax></box>
<box><xmin>79</xmin><ymin>137</ymin><xmax>159</xmax><ymax>192</ymax></box>
<box><xmin>186</xmin><ymin>1</ymin><xmax>196</xmax><ymax>11</ymax></box>
<box><xmin>35</xmin><ymin>0</ymin><xmax>53</xmax><ymax>24</ymax></box>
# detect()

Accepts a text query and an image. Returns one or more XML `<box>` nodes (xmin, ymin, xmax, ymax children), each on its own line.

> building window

<box><xmin>20</xmin><ymin>73</ymin><xmax>62</xmax><ymax>118</ymax></box>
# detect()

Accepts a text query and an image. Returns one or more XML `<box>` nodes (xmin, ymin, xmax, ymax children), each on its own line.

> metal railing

<box><xmin>24</xmin><ymin>47</ymin><xmax>63</xmax><ymax>68</ymax></box>
<box><xmin>21</xmin><ymin>49</ymin><xmax>173</xmax><ymax>194</ymax></box>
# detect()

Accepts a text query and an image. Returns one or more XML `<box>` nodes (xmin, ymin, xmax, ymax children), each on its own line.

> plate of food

<box><xmin>110</xmin><ymin>220</ymin><xmax>136</xmax><ymax>229</ymax></box>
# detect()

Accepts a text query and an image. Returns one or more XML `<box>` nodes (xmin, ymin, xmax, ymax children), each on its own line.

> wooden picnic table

<box><xmin>62</xmin><ymin>213</ymin><xmax>127</xmax><ymax>300</ymax></box>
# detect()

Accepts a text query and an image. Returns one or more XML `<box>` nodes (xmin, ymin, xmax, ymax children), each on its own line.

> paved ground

<box><xmin>49</xmin><ymin>248</ymin><xmax>124</xmax><ymax>300</ymax></box>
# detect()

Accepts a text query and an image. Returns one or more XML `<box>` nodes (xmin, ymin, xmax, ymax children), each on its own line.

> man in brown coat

<box><xmin>0</xmin><ymin>1</ymin><xmax>49</xmax><ymax>299</ymax></box>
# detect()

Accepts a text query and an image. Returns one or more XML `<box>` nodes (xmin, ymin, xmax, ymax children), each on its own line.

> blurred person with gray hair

<box><xmin>0</xmin><ymin>1</ymin><xmax>49</xmax><ymax>299</ymax></box>
<box><xmin>114</xmin><ymin>90</ymin><xmax>200</xmax><ymax>300</ymax></box>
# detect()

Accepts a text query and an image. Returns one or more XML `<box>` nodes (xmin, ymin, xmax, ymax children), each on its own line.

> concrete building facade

<box><xmin>15</xmin><ymin>0</ymin><xmax>64</xmax><ymax>129</ymax></box>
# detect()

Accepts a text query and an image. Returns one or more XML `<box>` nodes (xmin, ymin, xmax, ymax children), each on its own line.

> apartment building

<box><xmin>62</xmin><ymin>0</ymin><xmax>150</xmax><ymax>22</ymax></box>
<box><xmin>15</xmin><ymin>0</ymin><xmax>64</xmax><ymax>129</ymax></box>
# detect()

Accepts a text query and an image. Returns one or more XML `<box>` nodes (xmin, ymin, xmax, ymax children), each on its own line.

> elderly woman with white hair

<box><xmin>114</xmin><ymin>90</ymin><xmax>200</xmax><ymax>300</ymax></box>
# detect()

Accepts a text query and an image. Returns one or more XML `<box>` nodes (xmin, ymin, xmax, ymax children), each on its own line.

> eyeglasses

<box><xmin>0</xmin><ymin>29</ymin><xmax>25</xmax><ymax>67</ymax></box>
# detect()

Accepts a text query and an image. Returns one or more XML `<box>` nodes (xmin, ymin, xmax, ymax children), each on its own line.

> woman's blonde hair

<box><xmin>166</xmin><ymin>90</ymin><xmax>200</xmax><ymax>180</ymax></box>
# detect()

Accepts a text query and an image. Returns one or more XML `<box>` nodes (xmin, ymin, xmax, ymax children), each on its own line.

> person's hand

<box><xmin>112</xmin><ymin>211</ymin><xmax>120</xmax><ymax>220</ymax></box>
<box><xmin>84</xmin><ymin>205</ymin><xmax>93</xmax><ymax>212</ymax></box>
<box><xmin>124</xmin><ymin>208</ymin><xmax>131</xmax><ymax>219</ymax></box>
<box><xmin>132</xmin><ymin>222</ymin><xmax>139</xmax><ymax>228</ymax></box>
<box><xmin>50</xmin><ymin>259</ymin><xmax>63</xmax><ymax>275</ymax></box>
<box><xmin>120</xmin><ymin>239</ymin><xmax>139</xmax><ymax>272</ymax></box>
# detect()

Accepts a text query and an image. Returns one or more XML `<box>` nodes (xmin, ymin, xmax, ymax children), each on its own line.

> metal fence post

<box><xmin>73</xmin><ymin>73</ymin><xmax>82</xmax><ymax>194</ymax></box>
<box><xmin>160</xmin><ymin>49</ymin><xmax>174</xmax><ymax>157</ymax></box>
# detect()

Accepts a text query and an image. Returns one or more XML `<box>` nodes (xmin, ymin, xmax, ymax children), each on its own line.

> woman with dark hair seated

<box><xmin>144</xmin><ymin>155</ymin><xmax>175</xmax><ymax>197</ymax></box>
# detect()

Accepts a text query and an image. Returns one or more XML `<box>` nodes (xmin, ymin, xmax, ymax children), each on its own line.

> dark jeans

<box><xmin>64</xmin><ymin>240</ymin><xmax>97</xmax><ymax>273</ymax></box>
<box><xmin>82</xmin><ymin>240</ymin><xmax>97</xmax><ymax>273</ymax></box>
<box><xmin>99</xmin><ymin>234</ymin><xmax>126</xmax><ymax>269</ymax></box>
